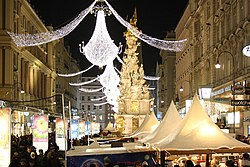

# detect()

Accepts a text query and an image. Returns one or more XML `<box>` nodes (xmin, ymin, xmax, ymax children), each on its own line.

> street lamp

<box><xmin>179</xmin><ymin>86</ymin><xmax>184</xmax><ymax>92</ymax></box>
<box><xmin>179</xmin><ymin>79</ymin><xmax>191</xmax><ymax>93</ymax></box>
<box><xmin>215</xmin><ymin>50</ymin><xmax>236</xmax><ymax>133</ymax></box>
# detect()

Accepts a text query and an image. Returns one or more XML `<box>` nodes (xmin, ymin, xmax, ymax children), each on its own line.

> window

<box><xmin>81</xmin><ymin>105</ymin><xmax>85</xmax><ymax>110</ymax></box>
<box><xmin>81</xmin><ymin>96</ymin><xmax>85</xmax><ymax>101</ymax></box>
<box><xmin>88</xmin><ymin>105</ymin><xmax>91</xmax><ymax>110</ymax></box>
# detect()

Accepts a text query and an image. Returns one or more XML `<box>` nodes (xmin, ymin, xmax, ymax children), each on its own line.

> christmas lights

<box><xmin>144</xmin><ymin>76</ymin><xmax>160</xmax><ymax>81</ymax></box>
<box><xmin>69</xmin><ymin>77</ymin><xmax>99</xmax><ymax>86</ymax></box>
<box><xmin>91</xmin><ymin>96</ymin><xmax>107</xmax><ymax>101</ymax></box>
<box><xmin>104</xmin><ymin>0</ymin><xmax>187</xmax><ymax>52</ymax></box>
<box><xmin>8</xmin><ymin>0</ymin><xmax>98</xmax><ymax>47</ymax></box>
<box><xmin>79</xmin><ymin>10</ymin><xmax>122</xmax><ymax>67</ymax></box>
<box><xmin>99</xmin><ymin>62</ymin><xmax>120</xmax><ymax>88</ymax></box>
<box><xmin>94</xmin><ymin>101</ymin><xmax>108</xmax><ymax>106</ymax></box>
<box><xmin>79</xmin><ymin>87</ymin><xmax>103</xmax><ymax>93</ymax></box>
<box><xmin>57</xmin><ymin>65</ymin><xmax>94</xmax><ymax>77</ymax></box>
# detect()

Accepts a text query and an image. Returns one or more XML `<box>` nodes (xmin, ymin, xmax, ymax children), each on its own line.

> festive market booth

<box><xmin>150</xmin><ymin>95</ymin><xmax>250</xmax><ymax>166</ymax></box>
<box><xmin>130</xmin><ymin>111</ymin><xmax>160</xmax><ymax>140</ymax></box>
<box><xmin>140</xmin><ymin>101</ymin><xmax>182</xmax><ymax>144</ymax></box>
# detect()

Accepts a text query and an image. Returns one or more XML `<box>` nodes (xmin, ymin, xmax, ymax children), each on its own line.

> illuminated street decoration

<box><xmin>57</xmin><ymin>65</ymin><xmax>94</xmax><ymax>77</ymax></box>
<box><xmin>79</xmin><ymin>10</ymin><xmax>122</xmax><ymax>67</ymax></box>
<box><xmin>8</xmin><ymin>0</ymin><xmax>187</xmax><ymax>112</ymax></box>
<box><xmin>103</xmin><ymin>0</ymin><xmax>187</xmax><ymax>52</ymax></box>
<box><xmin>8</xmin><ymin>0</ymin><xmax>186</xmax><ymax>52</ymax></box>
<box><xmin>69</xmin><ymin>77</ymin><xmax>99</xmax><ymax>86</ymax></box>
<box><xmin>7</xmin><ymin>0</ymin><xmax>97</xmax><ymax>47</ymax></box>
<box><xmin>99</xmin><ymin>62</ymin><xmax>120</xmax><ymax>88</ymax></box>
<box><xmin>79</xmin><ymin>87</ymin><xmax>103</xmax><ymax>93</ymax></box>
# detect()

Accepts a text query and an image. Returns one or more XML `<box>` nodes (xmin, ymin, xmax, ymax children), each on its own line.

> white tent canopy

<box><xmin>103</xmin><ymin>121</ymin><xmax>116</xmax><ymax>132</ymax></box>
<box><xmin>130</xmin><ymin>111</ymin><xmax>160</xmax><ymax>139</ymax></box>
<box><xmin>154</xmin><ymin>94</ymin><xmax>250</xmax><ymax>152</ymax></box>
<box><xmin>140</xmin><ymin>101</ymin><xmax>182</xmax><ymax>144</ymax></box>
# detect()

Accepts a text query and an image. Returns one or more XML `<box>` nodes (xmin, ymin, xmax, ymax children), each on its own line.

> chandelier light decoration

<box><xmin>79</xmin><ymin>9</ymin><xmax>122</xmax><ymax>67</ymax></box>
<box><xmin>99</xmin><ymin>62</ymin><xmax>120</xmax><ymax>88</ymax></box>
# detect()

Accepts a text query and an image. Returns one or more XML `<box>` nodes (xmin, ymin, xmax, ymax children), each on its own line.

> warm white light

<box><xmin>79</xmin><ymin>10</ymin><xmax>121</xmax><ymax>67</ymax></box>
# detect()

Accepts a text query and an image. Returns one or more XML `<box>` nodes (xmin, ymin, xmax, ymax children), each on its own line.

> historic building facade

<box><xmin>175</xmin><ymin>0</ymin><xmax>250</xmax><ymax>135</ymax></box>
<box><xmin>55</xmin><ymin>39</ymin><xmax>80</xmax><ymax>118</ymax></box>
<box><xmin>158</xmin><ymin>31</ymin><xmax>177</xmax><ymax>118</ymax></box>
<box><xmin>0</xmin><ymin>0</ymin><xmax>81</xmax><ymax>135</ymax></box>
<box><xmin>78</xmin><ymin>76</ymin><xmax>109</xmax><ymax>130</ymax></box>
<box><xmin>0</xmin><ymin>0</ymin><xmax>57</xmax><ymax>135</ymax></box>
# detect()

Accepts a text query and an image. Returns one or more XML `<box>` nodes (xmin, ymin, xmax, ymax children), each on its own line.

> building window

<box><xmin>99</xmin><ymin>106</ymin><xmax>102</xmax><ymax>109</ymax></box>
<box><xmin>88</xmin><ymin>105</ymin><xmax>91</xmax><ymax>110</ymax></box>
<box><xmin>82</xmin><ymin>105</ymin><xmax>85</xmax><ymax>110</ymax></box>
<box><xmin>81</xmin><ymin>96</ymin><xmax>85</xmax><ymax>101</ymax></box>
<box><xmin>88</xmin><ymin>96</ymin><xmax>91</xmax><ymax>101</ymax></box>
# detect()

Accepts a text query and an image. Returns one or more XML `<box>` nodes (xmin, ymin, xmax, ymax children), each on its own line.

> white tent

<box><xmin>130</xmin><ymin>111</ymin><xmax>160</xmax><ymax>139</ymax></box>
<box><xmin>140</xmin><ymin>101</ymin><xmax>182</xmax><ymax>144</ymax></box>
<box><xmin>154</xmin><ymin>94</ymin><xmax>250</xmax><ymax>153</ymax></box>
<box><xmin>103</xmin><ymin>121</ymin><xmax>116</xmax><ymax>132</ymax></box>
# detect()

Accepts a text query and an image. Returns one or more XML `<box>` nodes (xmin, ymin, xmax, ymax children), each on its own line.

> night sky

<box><xmin>29</xmin><ymin>0</ymin><xmax>188</xmax><ymax>76</ymax></box>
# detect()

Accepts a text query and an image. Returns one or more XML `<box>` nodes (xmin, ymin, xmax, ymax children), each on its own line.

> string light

<box><xmin>79</xmin><ymin>87</ymin><xmax>103</xmax><ymax>93</ymax></box>
<box><xmin>57</xmin><ymin>65</ymin><xmax>94</xmax><ymax>77</ymax></box>
<box><xmin>69</xmin><ymin>77</ymin><xmax>99</xmax><ymax>86</ymax></box>
<box><xmin>144</xmin><ymin>76</ymin><xmax>160</xmax><ymax>81</ymax></box>
<box><xmin>8</xmin><ymin>0</ymin><xmax>187</xmax><ymax>52</ymax></box>
<box><xmin>8</xmin><ymin>0</ymin><xmax>98</xmax><ymax>47</ymax></box>
<box><xmin>94</xmin><ymin>101</ymin><xmax>108</xmax><ymax>106</ymax></box>
<box><xmin>104</xmin><ymin>0</ymin><xmax>187</xmax><ymax>52</ymax></box>
<box><xmin>91</xmin><ymin>96</ymin><xmax>107</xmax><ymax>101</ymax></box>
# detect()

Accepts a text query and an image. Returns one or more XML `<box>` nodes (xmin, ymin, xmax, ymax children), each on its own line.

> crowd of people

<box><xmin>9</xmin><ymin>133</ymin><xmax>63</xmax><ymax>167</ymax></box>
<box><xmin>8</xmin><ymin>132</ymin><xmax>250</xmax><ymax>167</ymax></box>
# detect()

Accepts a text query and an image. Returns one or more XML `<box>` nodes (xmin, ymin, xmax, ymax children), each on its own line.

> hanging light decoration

<box><xmin>79</xmin><ymin>9</ymin><xmax>122</xmax><ymax>67</ymax></box>
<box><xmin>99</xmin><ymin>62</ymin><xmax>120</xmax><ymax>88</ymax></box>
<box><xmin>8</xmin><ymin>0</ymin><xmax>98</xmax><ymax>47</ymax></box>
<box><xmin>8</xmin><ymin>0</ymin><xmax>187</xmax><ymax>52</ymax></box>
<box><xmin>103</xmin><ymin>0</ymin><xmax>187</xmax><ymax>52</ymax></box>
